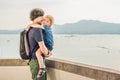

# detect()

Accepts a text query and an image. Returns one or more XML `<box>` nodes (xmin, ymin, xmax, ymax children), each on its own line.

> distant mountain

<box><xmin>53</xmin><ymin>20</ymin><xmax>120</xmax><ymax>34</ymax></box>
<box><xmin>1</xmin><ymin>20</ymin><xmax>120</xmax><ymax>34</ymax></box>
<box><xmin>0</xmin><ymin>29</ymin><xmax>23</xmax><ymax>34</ymax></box>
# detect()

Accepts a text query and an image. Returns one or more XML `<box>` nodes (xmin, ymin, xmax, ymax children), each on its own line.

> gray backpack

<box><xmin>19</xmin><ymin>30</ymin><xmax>31</xmax><ymax>60</ymax></box>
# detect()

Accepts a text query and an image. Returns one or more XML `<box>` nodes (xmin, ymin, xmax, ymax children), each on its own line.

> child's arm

<box><xmin>25</xmin><ymin>24</ymin><xmax>44</xmax><ymax>31</ymax></box>
<box><xmin>30</xmin><ymin>24</ymin><xmax>44</xmax><ymax>29</ymax></box>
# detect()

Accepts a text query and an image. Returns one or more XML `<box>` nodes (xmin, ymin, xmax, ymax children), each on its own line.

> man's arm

<box><xmin>34</xmin><ymin>28</ymin><xmax>48</xmax><ymax>55</ymax></box>
<box><xmin>38</xmin><ymin>41</ymin><xmax>49</xmax><ymax>55</ymax></box>
<box><xmin>38</xmin><ymin>41</ymin><xmax>52</xmax><ymax>57</ymax></box>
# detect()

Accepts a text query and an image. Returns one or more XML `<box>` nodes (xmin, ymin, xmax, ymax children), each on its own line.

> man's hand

<box><xmin>45</xmin><ymin>51</ymin><xmax>52</xmax><ymax>58</ymax></box>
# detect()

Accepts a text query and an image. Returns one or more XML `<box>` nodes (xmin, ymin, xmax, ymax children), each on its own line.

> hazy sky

<box><xmin>0</xmin><ymin>0</ymin><xmax>120</xmax><ymax>29</ymax></box>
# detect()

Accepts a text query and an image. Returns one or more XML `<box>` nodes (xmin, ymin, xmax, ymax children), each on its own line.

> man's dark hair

<box><xmin>30</xmin><ymin>8</ymin><xmax>44</xmax><ymax>21</ymax></box>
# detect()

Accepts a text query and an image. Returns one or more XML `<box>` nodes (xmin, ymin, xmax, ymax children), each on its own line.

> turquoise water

<box><xmin>0</xmin><ymin>34</ymin><xmax>120</xmax><ymax>71</ymax></box>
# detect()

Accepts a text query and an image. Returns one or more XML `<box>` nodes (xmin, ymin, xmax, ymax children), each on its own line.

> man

<box><xmin>27</xmin><ymin>8</ymin><xmax>50</xmax><ymax>80</ymax></box>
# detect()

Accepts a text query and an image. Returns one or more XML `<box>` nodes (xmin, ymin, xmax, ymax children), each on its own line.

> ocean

<box><xmin>0</xmin><ymin>34</ymin><xmax>120</xmax><ymax>71</ymax></box>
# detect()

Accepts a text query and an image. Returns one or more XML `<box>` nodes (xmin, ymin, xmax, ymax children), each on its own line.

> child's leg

<box><xmin>36</xmin><ymin>48</ymin><xmax>46</xmax><ymax>78</ymax></box>
<box><xmin>35</xmin><ymin>48</ymin><xmax>44</xmax><ymax>68</ymax></box>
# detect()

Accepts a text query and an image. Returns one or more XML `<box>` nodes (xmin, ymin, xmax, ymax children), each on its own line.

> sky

<box><xmin>0</xmin><ymin>0</ymin><xmax>120</xmax><ymax>30</ymax></box>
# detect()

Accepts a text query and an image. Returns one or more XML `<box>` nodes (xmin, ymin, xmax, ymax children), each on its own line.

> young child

<box><xmin>30</xmin><ymin>15</ymin><xmax>54</xmax><ymax>77</ymax></box>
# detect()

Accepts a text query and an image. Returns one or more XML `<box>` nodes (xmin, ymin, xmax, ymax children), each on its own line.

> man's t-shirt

<box><xmin>28</xmin><ymin>28</ymin><xmax>43</xmax><ymax>59</ymax></box>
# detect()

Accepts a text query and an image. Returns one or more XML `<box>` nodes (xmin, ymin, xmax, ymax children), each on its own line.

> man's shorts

<box><xmin>29</xmin><ymin>59</ymin><xmax>46</xmax><ymax>80</ymax></box>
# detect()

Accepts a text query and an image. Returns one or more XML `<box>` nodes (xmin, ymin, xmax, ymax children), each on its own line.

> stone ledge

<box><xmin>0</xmin><ymin>58</ymin><xmax>120</xmax><ymax>80</ymax></box>
<box><xmin>0</xmin><ymin>59</ymin><xmax>28</xmax><ymax>66</ymax></box>
<box><xmin>45</xmin><ymin>58</ymin><xmax>120</xmax><ymax>80</ymax></box>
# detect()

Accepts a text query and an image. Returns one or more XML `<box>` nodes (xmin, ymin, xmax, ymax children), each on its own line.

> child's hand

<box><xmin>25</xmin><ymin>24</ymin><xmax>31</xmax><ymax>31</ymax></box>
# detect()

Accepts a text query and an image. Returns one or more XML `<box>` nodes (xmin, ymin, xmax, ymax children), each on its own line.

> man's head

<box><xmin>30</xmin><ymin>8</ymin><xmax>44</xmax><ymax>23</ymax></box>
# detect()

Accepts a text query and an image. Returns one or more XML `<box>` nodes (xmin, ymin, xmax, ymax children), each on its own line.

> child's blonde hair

<box><xmin>45</xmin><ymin>15</ymin><xmax>54</xmax><ymax>26</ymax></box>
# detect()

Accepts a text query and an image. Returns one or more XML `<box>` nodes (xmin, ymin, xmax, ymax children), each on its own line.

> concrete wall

<box><xmin>47</xmin><ymin>68</ymin><xmax>94</xmax><ymax>80</ymax></box>
<box><xmin>0</xmin><ymin>58</ymin><xmax>120</xmax><ymax>80</ymax></box>
<box><xmin>46</xmin><ymin>58</ymin><xmax>120</xmax><ymax>80</ymax></box>
<box><xmin>0</xmin><ymin>66</ymin><xmax>93</xmax><ymax>80</ymax></box>
<box><xmin>0</xmin><ymin>66</ymin><xmax>32</xmax><ymax>80</ymax></box>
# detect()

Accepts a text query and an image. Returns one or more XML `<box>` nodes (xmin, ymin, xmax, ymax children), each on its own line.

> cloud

<box><xmin>0</xmin><ymin>0</ymin><xmax>68</xmax><ymax>29</ymax></box>
<box><xmin>1</xmin><ymin>0</ymin><xmax>120</xmax><ymax>29</ymax></box>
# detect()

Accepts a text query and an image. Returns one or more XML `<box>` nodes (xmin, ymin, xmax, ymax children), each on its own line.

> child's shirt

<box><xmin>44</xmin><ymin>25</ymin><xmax>53</xmax><ymax>51</ymax></box>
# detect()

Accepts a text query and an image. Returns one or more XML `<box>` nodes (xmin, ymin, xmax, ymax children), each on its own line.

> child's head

<box><xmin>42</xmin><ymin>15</ymin><xmax>54</xmax><ymax>27</ymax></box>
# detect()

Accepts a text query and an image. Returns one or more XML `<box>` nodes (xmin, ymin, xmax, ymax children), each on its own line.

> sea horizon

<box><xmin>0</xmin><ymin>34</ymin><xmax>120</xmax><ymax>71</ymax></box>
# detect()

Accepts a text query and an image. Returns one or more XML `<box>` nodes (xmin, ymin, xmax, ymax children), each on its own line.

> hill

<box><xmin>1</xmin><ymin>20</ymin><xmax>120</xmax><ymax>34</ymax></box>
<box><xmin>53</xmin><ymin>20</ymin><xmax>120</xmax><ymax>34</ymax></box>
